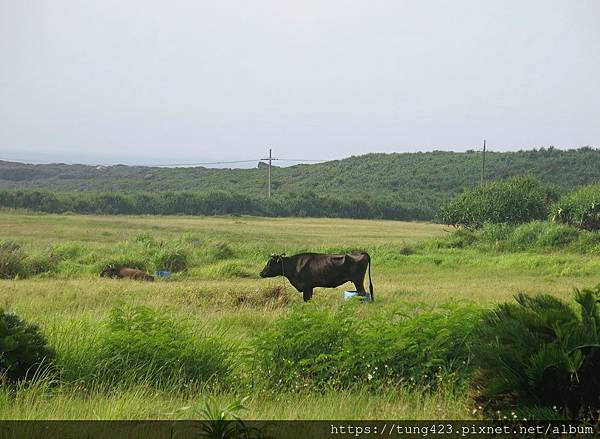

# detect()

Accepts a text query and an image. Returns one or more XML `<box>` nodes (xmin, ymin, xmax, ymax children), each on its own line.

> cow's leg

<box><xmin>353</xmin><ymin>279</ymin><xmax>367</xmax><ymax>296</ymax></box>
<box><xmin>353</xmin><ymin>267</ymin><xmax>368</xmax><ymax>296</ymax></box>
<box><xmin>302</xmin><ymin>288</ymin><xmax>313</xmax><ymax>302</ymax></box>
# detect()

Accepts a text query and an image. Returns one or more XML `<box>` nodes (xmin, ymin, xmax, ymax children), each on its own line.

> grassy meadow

<box><xmin>0</xmin><ymin>210</ymin><xmax>599</xmax><ymax>420</ymax></box>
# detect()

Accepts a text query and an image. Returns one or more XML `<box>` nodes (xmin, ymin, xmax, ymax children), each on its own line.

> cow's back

<box><xmin>119</xmin><ymin>267</ymin><xmax>154</xmax><ymax>281</ymax></box>
<box><xmin>292</xmin><ymin>252</ymin><xmax>367</xmax><ymax>288</ymax></box>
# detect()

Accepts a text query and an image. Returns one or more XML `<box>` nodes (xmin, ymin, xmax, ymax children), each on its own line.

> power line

<box><xmin>153</xmin><ymin>159</ymin><xmax>259</xmax><ymax>167</ymax></box>
<box><xmin>277</xmin><ymin>158</ymin><xmax>327</xmax><ymax>163</ymax></box>
<box><xmin>0</xmin><ymin>156</ymin><xmax>327</xmax><ymax>167</ymax></box>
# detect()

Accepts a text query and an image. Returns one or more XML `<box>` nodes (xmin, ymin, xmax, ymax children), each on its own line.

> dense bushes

<box><xmin>432</xmin><ymin>221</ymin><xmax>600</xmax><ymax>254</ymax></box>
<box><xmin>552</xmin><ymin>183</ymin><xmax>600</xmax><ymax>231</ymax></box>
<box><xmin>0</xmin><ymin>310</ymin><xmax>55</xmax><ymax>383</ymax></box>
<box><xmin>6</xmin><ymin>176</ymin><xmax>600</xmax><ymax>225</ymax></box>
<box><xmin>474</xmin><ymin>288</ymin><xmax>600</xmax><ymax>419</ymax></box>
<box><xmin>0</xmin><ymin>189</ymin><xmax>431</xmax><ymax>221</ymax></box>
<box><xmin>440</xmin><ymin>176</ymin><xmax>556</xmax><ymax>228</ymax></box>
<box><xmin>507</xmin><ymin>221</ymin><xmax>580</xmax><ymax>250</ymax></box>
<box><xmin>0</xmin><ymin>241</ymin><xmax>60</xmax><ymax>279</ymax></box>
<box><xmin>256</xmin><ymin>305</ymin><xmax>351</xmax><ymax>389</ymax></box>
<box><xmin>255</xmin><ymin>302</ymin><xmax>481</xmax><ymax>391</ymax></box>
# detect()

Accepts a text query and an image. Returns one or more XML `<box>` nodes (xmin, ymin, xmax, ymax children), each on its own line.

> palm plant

<box><xmin>171</xmin><ymin>397</ymin><xmax>267</xmax><ymax>439</ymax></box>
<box><xmin>475</xmin><ymin>287</ymin><xmax>600</xmax><ymax>419</ymax></box>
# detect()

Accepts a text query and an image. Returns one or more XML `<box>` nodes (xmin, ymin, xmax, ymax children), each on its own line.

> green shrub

<box><xmin>536</xmin><ymin>223</ymin><xmax>579</xmax><ymax>248</ymax></box>
<box><xmin>255</xmin><ymin>302</ymin><xmax>481</xmax><ymax>391</ymax></box>
<box><xmin>50</xmin><ymin>243</ymin><xmax>83</xmax><ymax>260</ymax></box>
<box><xmin>87</xmin><ymin>305</ymin><xmax>235</xmax><ymax>388</ymax></box>
<box><xmin>474</xmin><ymin>288</ymin><xmax>600</xmax><ymax>419</ymax></box>
<box><xmin>255</xmin><ymin>304</ymin><xmax>354</xmax><ymax>389</ymax></box>
<box><xmin>0</xmin><ymin>241</ymin><xmax>26</xmax><ymax>279</ymax></box>
<box><xmin>342</xmin><ymin>303</ymin><xmax>481</xmax><ymax>389</ymax></box>
<box><xmin>480</xmin><ymin>223</ymin><xmax>513</xmax><ymax>243</ymax></box>
<box><xmin>552</xmin><ymin>184</ymin><xmax>600</xmax><ymax>231</ymax></box>
<box><xmin>0</xmin><ymin>310</ymin><xmax>55</xmax><ymax>383</ymax></box>
<box><xmin>205</xmin><ymin>241</ymin><xmax>235</xmax><ymax>261</ymax></box>
<box><xmin>508</xmin><ymin>221</ymin><xmax>579</xmax><ymax>251</ymax></box>
<box><xmin>23</xmin><ymin>251</ymin><xmax>60</xmax><ymax>276</ymax></box>
<box><xmin>575</xmin><ymin>232</ymin><xmax>600</xmax><ymax>254</ymax></box>
<box><xmin>430</xmin><ymin>228</ymin><xmax>477</xmax><ymax>249</ymax></box>
<box><xmin>440</xmin><ymin>176</ymin><xmax>554</xmax><ymax>228</ymax></box>
<box><xmin>434</xmin><ymin>221</ymin><xmax>584</xmax><ymax>253</ymax></box>
<box><xmin>154</xmin><ymin>247</ymin><xmax>188</xmax><ymax>272</ymax></box>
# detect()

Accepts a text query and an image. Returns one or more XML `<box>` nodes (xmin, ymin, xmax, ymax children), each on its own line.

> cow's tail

<box><xmin>367</xmin><ymin>252</ymin><xmax>374</xmax><ymax>302</ymax></box>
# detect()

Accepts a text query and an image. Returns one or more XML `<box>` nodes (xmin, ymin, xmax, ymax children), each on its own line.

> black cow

<box><xmin>259</xmin><ymin>252</ymin><xmax>373</xmax><ymax>302</ymax></box>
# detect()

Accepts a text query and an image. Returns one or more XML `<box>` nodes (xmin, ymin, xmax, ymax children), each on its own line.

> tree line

<box><xmin>0</xmin><ymin>189</ymin><xmax>431</xmax><ymax>220</ymax></box>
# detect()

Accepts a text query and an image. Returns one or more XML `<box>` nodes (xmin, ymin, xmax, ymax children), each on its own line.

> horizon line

<box><xmin>0</xmin><ymin>145</ymin><xmax>597</xmax><ymax>169</ymax></box>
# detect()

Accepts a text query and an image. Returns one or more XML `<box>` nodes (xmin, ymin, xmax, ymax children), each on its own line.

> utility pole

<box><xmin>260</xmin><ymin>148</ymin><xmax>279</xmax><ymax>197</ymax></box>
<box><xmin>480</xmin><ymin>139</ymin><xmax>486</xmax><ymax>185</ymax></box>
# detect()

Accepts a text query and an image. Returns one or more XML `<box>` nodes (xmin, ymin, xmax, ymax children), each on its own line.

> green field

<box><xmin>0</xmin><ymin>211</ymin><xmax>598</xmax><ymax>419</ymax></box>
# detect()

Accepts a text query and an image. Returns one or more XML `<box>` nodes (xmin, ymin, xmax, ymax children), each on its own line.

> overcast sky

<box><xmin>1</xmin><ymin>0</ymin><xmax>599</xmax><ymax>167</ymax></box>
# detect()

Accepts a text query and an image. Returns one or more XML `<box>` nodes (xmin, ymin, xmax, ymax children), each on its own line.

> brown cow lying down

<box><xmin>100</xmin><ymin>265</ymin><xmax>154</xmax><ymax>281</ymax></box>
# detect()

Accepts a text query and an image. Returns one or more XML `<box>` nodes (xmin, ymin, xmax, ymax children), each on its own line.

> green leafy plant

<box><xmin>0</xmin><ymin>310</ymin><xmax>55</xmax><ymax>383</ymax></box>
<box><xmin>429</xmin><ymin>228</ymin><xmax>477</xmax><ymax>249</ymax></box>
<box><xmin>255</xmin><ymin>302</ymin><xmax>480</xmax><ymax>391</ymax></box>
<box><xmin>440</xmin><ymin>176</ymin><xmax>554</xmax><ymax>228</ymax></box>
<box><xmin>474</xmin><ymin>288</ymin><xmax>600</xmax><ymax>419</ymax></box>
<box><xmin>171</xmin><ymin>397</ymin><xmax>267</xmax><ymax>439</ymax></box>
<box><xmin>552</xmin><ymin>184</ymin><xmax>600</xmax><ymax>230</ymax></box>
<box><xmin>255</xmin><ymin>304</ymin><xmax>354</xmax><ymax>390</ymax></box>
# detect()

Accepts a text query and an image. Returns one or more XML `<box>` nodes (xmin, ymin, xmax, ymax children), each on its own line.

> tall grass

<box><xmin>49</xmin><ymin>305</ymin><xmax>236</xmax><ymax>390</ymax></box>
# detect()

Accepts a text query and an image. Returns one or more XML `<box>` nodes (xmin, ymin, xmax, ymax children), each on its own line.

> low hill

<box><xmin>1</xmin><ymin>147</ymin><xmax>599</xmax><ymax>219</ymax></box>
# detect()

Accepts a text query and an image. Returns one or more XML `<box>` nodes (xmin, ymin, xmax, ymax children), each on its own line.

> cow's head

<box><xmin>100</xmin><ymin>265</ymin><xmax>118</xmax><ymax>278</ymax></box>
<box><xmin>259</xmin><ymin>254</ymin><xmax>285</xmax><ymax>278</ymax></box>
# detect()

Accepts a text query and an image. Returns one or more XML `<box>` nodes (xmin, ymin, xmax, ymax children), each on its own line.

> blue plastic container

<box><xmin>154</xmin><ymin>271</ymin><xmax>172</xmax><ymax>278</ymax></box>
<box><xmin>343</xmin><ymin>290</ymin><xmax>371</xmax><ymax>302</ymax></box>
